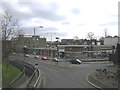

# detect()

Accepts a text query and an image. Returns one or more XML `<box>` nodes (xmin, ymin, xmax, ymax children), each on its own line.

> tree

<box><xmin>87</xmin><ymin>32</ymin><xmax>94</xmax><ymax>40</ymax></box>
<box><xmin>99</xmin><ymin>36</ymin><xmax>104</xmax><ymax>45</ymax></box>
<box><xmin>1</xmin><ymin>10</ymin><xmax>23</xmax><ymax>58</ymax></box>
<box><xmin>1</xmin><ymin>10</ymin><xmax>23</xmax><ymax>83</ymax></box>
<box><xmin>1</xmin><ymin>10</ymin><xmax>19</xmax><ymax>40</ymax></box>
<box><xmin>87</xmin><ymin>32</ymin><xmax>94</xmax><ymax>45</ymax></box>
<box><xmin>104</xmin><ymin>28</ymin><xmax>109</xmax><ymax>37</ymax></box>
<box><xmin>74</xmin><ymin>36</ymin><xmax>79</xmax><ymax>40</ymax></box>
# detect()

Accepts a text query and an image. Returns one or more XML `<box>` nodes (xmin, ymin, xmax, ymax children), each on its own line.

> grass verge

<box><xmin>2</xmin><ymin>60</ymin><xmax>21</xmax><ymax>88</ymax></box>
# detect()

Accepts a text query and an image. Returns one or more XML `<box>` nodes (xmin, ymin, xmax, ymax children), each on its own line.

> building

<box><xmin>61</xmin><ymin>39</ymin><xmax>74</xmax><ymax>45</ymax></box>
<box><xmin>57</xmin><ymin>45</ymin><xmax>115</xmax><ymax>59</ymax></box>
<box><xmin>2</xmin><ymin>40</ymin><xmax>12</xmax><ymax>58</ymax></box>
<box><xmin>61</xmin><ymin>39</ymin><xmax>99</xmax><ymax>45</ymax></box>
<box><xmin>104</xmin><ymin>37</ymin><xmax>120</xmax><ymax>46</ymax></box>
<box><xmin>11</xmin><ymin>35</ymin><xmax>47</xmax><ymax>53</ymax></box>
<box><xmin>27</xmin><ymin>47</ymin><xmax>57</xmax><ymax>57</ymax></box>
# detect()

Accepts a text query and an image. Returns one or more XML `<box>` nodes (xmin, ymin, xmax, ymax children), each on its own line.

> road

<box><xmin>15</xmin><ymin>54</ymin><xmax>113</xmax><ymax>88</ymax></box>
<box><xmin>38</xmin><ymin>61</ymin><xmax>112</xmax><ymax>88</ymax></box>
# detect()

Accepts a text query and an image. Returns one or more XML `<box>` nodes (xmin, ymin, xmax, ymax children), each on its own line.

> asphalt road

<box><xmin>38</xmin><ymin>61</ymin><xmax>112</xmax><ymax>88</ymax></box>
<box><xmin>15</xmin><ymin>54</ymin><xmax>113</xmax><ymax>88</ymax></box>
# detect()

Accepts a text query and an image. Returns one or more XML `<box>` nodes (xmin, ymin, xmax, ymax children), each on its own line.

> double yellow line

<box><xmin>86</xmin><ymin>72</ymin><xmax>101</xmax><ymax>89</ymax></box>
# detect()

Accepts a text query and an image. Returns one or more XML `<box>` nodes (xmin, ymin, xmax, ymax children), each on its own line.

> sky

<box><xmin>0</xmin><ymin>0</ymin><xmax>119</xmax><ymax>41</ymax></box>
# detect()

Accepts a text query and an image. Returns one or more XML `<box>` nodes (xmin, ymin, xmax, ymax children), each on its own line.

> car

<box><xmin>13</xmin><ymin>52</ymin><xmax>16</xmax><ymax>55</ymax></box>
<box><xmin>24</xmin><ymin>54</ymin><xmax>29</xmax><ymax>57</ymax></box>
<box><xmin>52</xmin><ymin>58</ymin><xmax>59</xmax><ymax>62</ymax></box>
<box><xmin>34</xmin><ymin>61</ymin><xmax>38</xmax><ymax>68</ymax></box>
<box><xmin>69</xmin><ymin>58</ymin><xmax>82</xmax><ymax>64</ymax></box>
<box><xmin>41</xmin><ymin>57</ymin><xmax>49</xmax><ymax>60</ymax></box>
<box><xmin>33</xmin><ymin>52</ymin><xmax>36</xmax><ymax>55</ymax></box>
<box><xmin>34</xmin><ymin>56</ymin><xmax>40</xmax><ymax>59</ymax></box>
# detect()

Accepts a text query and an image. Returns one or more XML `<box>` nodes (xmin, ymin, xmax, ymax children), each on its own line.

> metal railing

<box><xmin>26</xmin><ymin>69</ymin><xmax>36</xmax><ymax>88</ymax></box>
<box><xmin>9</xmin><ymin>60</ymin><xmax>25</xmax><ymax>88</ymax></box>
<box><xmin>26</xmin><ymin>68</ymin><xmax>42</xmax><ymax>88</ymax></box>
<box><xmin>33</xmin><ymin>69</ymin><xmax>41</xmax><ymax>88</ymax></box>
<box><xmin>8</xmin><ymin>58</ymin><xmax>43</xmax><ymax>88</ymax></box>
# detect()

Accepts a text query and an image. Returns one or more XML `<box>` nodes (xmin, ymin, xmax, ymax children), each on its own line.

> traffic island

<box><xmin>86</xmin><ymin>69</ymin><xmax>119</xmax><ymax>89</ymax></box>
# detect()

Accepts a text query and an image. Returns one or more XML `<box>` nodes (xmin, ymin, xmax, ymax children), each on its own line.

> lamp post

<box><xmin>56</xmin><ymin>37</ymin><xmax>60</xmax><ymax>58</ymax></box>
<box><xmin>33</xmin><ymin>26</ymin><xmax>43</xmax><ymax>54</ymax></box>
<box><xmin>33</xmin><ymin>26</ymin><xmax>43</xmax><ymax>68</ymax></box>
<box><xmin>47</xmin><ymin>33</ymin><xmax>56</xmax><ymax>58</ymax></box>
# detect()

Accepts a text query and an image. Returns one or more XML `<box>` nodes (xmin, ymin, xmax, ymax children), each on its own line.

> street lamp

<box><xmin>47</xmin><ymin>33</ymin><xmax>56</xmax><ymax>58</ymax></box>
<box><xmin>56</xmin><ymin>37</ymin><xmax>60</xmax><ymax>58</ymax></box>
<box><xmin>33</xmin><ymin>26</ymin><xmax>43</xmax><ymax>54</ymax></box>
<box><xmin>33</xmin><ymin>26</ymin><xmax>43</xmax><ymax>68</ymax></box>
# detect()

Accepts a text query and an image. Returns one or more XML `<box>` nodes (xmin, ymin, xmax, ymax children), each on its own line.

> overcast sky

<box><xmin>0</xmin><ymin>0</ymin><xmax>119</xmax><ymax>41</ymax></box>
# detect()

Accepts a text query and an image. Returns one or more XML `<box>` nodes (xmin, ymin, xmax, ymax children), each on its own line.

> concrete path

<box><xmin>18</xmin><ymin>76</ymin><xmax>29</xmax><ymax>88</ymax></box>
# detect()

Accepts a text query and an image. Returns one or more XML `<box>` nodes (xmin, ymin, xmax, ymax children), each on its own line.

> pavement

<box><xmin>18</xmin><ymin>76</ymin><xmax>29</xmax><ymax>88</ymax></box>
<box><xmin>86</xmin><ymin>65</ymin><xmax>119</xmax><ymax>89</ymax></box>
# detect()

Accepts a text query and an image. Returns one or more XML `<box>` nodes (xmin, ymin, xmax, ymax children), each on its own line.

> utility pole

<box><xmin>47</xmin><ymin>33</ymin><xmax>56</xmax><ymax>58</ymax></box>
<box><xmin>33</xmin><ymin>26</ymin><xmax>43</xmax><ymax>68</ymax></box>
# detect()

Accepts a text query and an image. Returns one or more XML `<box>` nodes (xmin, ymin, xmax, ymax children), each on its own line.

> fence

<box><xmin>9</xmin><ymin>58</ymin><xmax>43</xmax><ymax>88</ymax></box>
<box><xmin>9</xmin><ymin>59</ymin><xmax>26</xmax><ymax>88</ymax></box>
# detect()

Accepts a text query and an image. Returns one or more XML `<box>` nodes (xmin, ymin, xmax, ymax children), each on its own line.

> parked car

<box><xmin>41</xmin><ymin>57</ymin><xmax>49</xmax><ymax>60</ymax></box>
<box><xmin>52</xmin><ymin>58</ymin><xmax>59</xmax><ymax>62</ymax></box>
<box><xmin>34</xmin><ymin>56</ymin><xmax>40</xmax><ymax>59</ymax></box>
<box><xmin>24</xmin><ymin>54</ymin><xmax>29</xmax><ymax>57</ymax></box>
<box><xmin>69</xmin><ymin>59</ymin><xmax>82</xmax><ymax>64</ymax></box>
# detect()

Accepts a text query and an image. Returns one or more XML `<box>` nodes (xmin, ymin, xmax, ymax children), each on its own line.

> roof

<box><xmin>57</xmin><ymin>45</ymin><xmax>89</xmax><ymax>47</ymax></box>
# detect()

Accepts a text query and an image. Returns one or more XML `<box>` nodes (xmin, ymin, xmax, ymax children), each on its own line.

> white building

<box><xmin>104</xmin><ymin>37</ymin><xmax>120</xmax><ymax>46</ymax></box>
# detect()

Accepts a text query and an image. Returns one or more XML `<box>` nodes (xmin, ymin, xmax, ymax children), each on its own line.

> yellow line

<box><xmin>41</xmin><ymin>72</ymin><xmax>46</xmax><ymax>88</ymax></box>
<box><xmin>83</xmin><ymin>61</ymin><xmax>110</xmax><ymax>64</ymax></box>
<box><xmin>86</xmin><ymin>72</ymin><xmax>101</xmax><ymax>89</ymax></box>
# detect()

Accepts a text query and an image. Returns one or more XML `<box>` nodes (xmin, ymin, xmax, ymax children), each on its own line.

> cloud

<box><xmin>78</xmin><ymin>24</ymin><xmax>86</xmax><ymax>26</ymax></box>
<box><xmin>111</xmin><ymin>15</ymin><xmax>118</xmax><ymax>17</ymax></box>
<box><xmin>71</xmin><ymin>8</ymin><xmax>80</xmax><ymax>15</ymax></box>
<box><xmin>62</xmin><ymin>22</ymin><xmax>70</xmax><ymax>25</ymax></box>
<box><xmin>1</xmin><ymin>2</ymin><xmax>35</xmax><ymax>20</ymax></box>
<box><xmin>108</xmin><ymin>22</ymin><xmax>118</xmax><ymax>25</ymax></box>
<box><xmin>43</xmin><ymin>27</ymin><xmax>58</xmax><ymax>32</ymax></box>
<box><xmin>99</xmin><ymin>21</ymin><xmax>118</xmax><ymax>26</ymax></box>
<box><xmin>18</xmin><ymin>2</ymin><xmax>66</xmax><ymax>21</ymax></box>
<box><xmin>1</xmin><ymin>2</ymin><xmax>66</xmax><ymax>22</ymax></box>
<box><xmin>21</xmin><ymin>26</ymin><xmax>59</xmax><ymax>35</ymax></box>
<box><xmin>99</xmin><ymin>24</ymin><xmax>107</xmax><ymax>26</ymax></box>
<box><xmin>56</xmin><ymin>32</ymin><xmax>67</xmax><ymax>37</ymax></box>
<box><xmin>33</xmin><ymin>9</ymin><xmax>66</xmax><ymax>21</ymax></box>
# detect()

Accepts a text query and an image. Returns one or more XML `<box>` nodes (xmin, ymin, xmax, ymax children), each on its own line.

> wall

<box><xmin>104</xmin><ymin>37</ymin><xmax>119</xmax><ymax>46</ymax></box>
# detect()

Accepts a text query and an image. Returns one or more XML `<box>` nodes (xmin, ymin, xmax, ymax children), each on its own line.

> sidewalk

<box><xmin>18</xmin><ymin>76</ymin><xmax>29</xmax><ymax>88</ymax></box>
<box><xmin>86</xmin><ymin>65</ymin><xmax>119</xmax><ymax>89</ymax></box>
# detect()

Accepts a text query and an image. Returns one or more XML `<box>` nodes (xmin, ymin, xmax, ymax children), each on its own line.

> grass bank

<box><xmin>0</xmin><ymin>65</ymin><xmax>2</xmax><ymax>88</ymax></box>
<box><xmin>2</xmin><ymin>60</ymin><xmax>21</xmax><ymax>88</ymax></box>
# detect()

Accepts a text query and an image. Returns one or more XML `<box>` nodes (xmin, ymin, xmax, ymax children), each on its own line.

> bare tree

<box><xmin>104</xmin><ymin>28</ymin><xmax>111</xmax><ymax>38</ymax></box>
<box><xmin>99</xmin><ymin>36</ymin><xmax>104</xmax><ymax>45</ymax></box>
<box><xmin>87</xmin><ymin>32</ymin><xmax>94</xmax><ymax>40</ymax></box>
<box><xmin>1</xmin><ymin>10</ymin><xmax>23</xmax><ymax>58</ymax></box>
<box><xmin>74</xmin><ymin>36</ymin><xmax>79</xmax><ymax>40</ymax></box>
<box><xmin>1</xmin><ymin>10</ymin><xmax>24</xmax><ymax>82</ymax></box>
<box><xmin>1</xmin><ymin>10</ymin><xmax>19</xmax><ymax>40</ymax></box>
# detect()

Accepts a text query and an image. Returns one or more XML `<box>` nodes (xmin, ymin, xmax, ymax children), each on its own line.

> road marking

<box><xmin>86</xmin><ymin>72</ymin><xmax>101</xmax><ymax>89</ymax></box>
<box><xmin>83</xmin><ymin>61</ymin><xmax>111</xmax><ymax>64</ymax></box>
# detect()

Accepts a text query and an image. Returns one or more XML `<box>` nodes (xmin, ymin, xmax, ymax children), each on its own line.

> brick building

<box><xmin>11</xmin><ymin>35</ymin><xmax>47</xmax><ymax>53</ymax></box>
